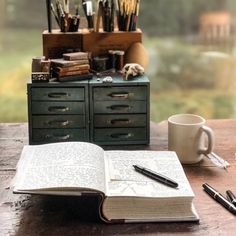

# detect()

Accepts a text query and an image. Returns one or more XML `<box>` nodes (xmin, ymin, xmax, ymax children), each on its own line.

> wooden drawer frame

<box><xmin>28</xmin><ymin>75</ymin><xmax>150</xmax><ymax>145</ymax></box>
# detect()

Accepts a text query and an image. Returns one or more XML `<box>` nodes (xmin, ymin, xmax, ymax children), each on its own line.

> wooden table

<box><xmin>0</xmin><ymin>120</ymin><xmax>236</xmax><ymax>235</ymax></box>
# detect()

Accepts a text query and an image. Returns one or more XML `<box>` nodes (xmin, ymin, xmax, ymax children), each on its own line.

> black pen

<box><xmin>133</xmin><ymin>165</ymin><xmax>178</xmax><ymax>188</ymax></box>
<box><xmin>46</xmin><ymin>0</ymin><xmax>52</xmax><ymax>32</ymax></box>
<box><xmin>203</xmin><ymin>183</ymin><xmax>236</xmax><ymax>215</ymax></box>
<box><xmin>226</xmin><ymin>190</ymin><xmax>236</xmax><ymax>206</ymax></box>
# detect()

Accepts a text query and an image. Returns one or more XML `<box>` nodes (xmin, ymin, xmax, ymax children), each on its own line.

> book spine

<box><xmin>51</xmin><ymin>60</ymin><xmax>90</xmax><ymax>68</ymax></box>
<box><xmin>57</xmin><ymin>69</ymin><xmax>90</xmax><ymax>77</ymax></box>
<box><xmin>63</xmin><ymin>55</ymin><xmax>89</xmax><ymax>61</ymax></box>
<box><xmin>56</xmin><ymin>64</ymin><xmax>90</xmax><ymax>73</ymax></box>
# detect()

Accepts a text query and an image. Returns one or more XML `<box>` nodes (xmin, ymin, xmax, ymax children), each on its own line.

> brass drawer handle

<box><xmin>110</xmin><ymin>119</ymin><xmax>131</xmax><ymax>125</ymax></box>
<box><xmin>108</xmin><ymin>105</ymin><xmax>130</xmax><ymax>111</ymax></box>
<box><xmin>45</xmin><ymin>134</ymin><xmax>71</xmax><ymax>140</ymax></box>
<box><xmin>47</xmin><ymin>120</ymin><xmax>69</xmax><ymax>127</ymax></box>
<box><xmin>48</xmin><ymin>106</ymin><xmax>69</xmax><ymax>112</ymax></box>
<box><xmin>110</xmin><ymin>133</ymin><xmax>133</xmax><ymax>139</ymax></box>
<box><xmin>48</xmin><ymin>92</ymin><xmax>70</xmax><ymax>98</ymax></box>
<box><xmin>109</xmin><ymin>92</ymin><xmax>129</xmax><ymax>99</ymax></box>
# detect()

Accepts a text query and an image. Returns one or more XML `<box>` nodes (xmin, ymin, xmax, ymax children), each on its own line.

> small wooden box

<box><xmin>43</xmin><ymin>30</ymin><xmax>83</xmax><ymax>59</ymax></box>
<box><xmin>42</xmin><ymin>29</ymin><xmax>142</xmax><ymax>58</ymax></box>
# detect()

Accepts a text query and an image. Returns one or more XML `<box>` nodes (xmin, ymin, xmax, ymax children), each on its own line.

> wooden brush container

<box><xmin>42</xmin><ymin>29</ymin><xmax>142</xmax><ymax>59</ymax></box>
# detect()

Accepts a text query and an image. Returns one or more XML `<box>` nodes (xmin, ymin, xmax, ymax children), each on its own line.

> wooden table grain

<box><xmin>0</xmin><ymin>120</ymin><xmax>236</xmax><ymax>236</ymax></box>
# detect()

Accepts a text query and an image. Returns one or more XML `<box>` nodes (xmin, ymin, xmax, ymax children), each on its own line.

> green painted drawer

<box><xmin>93</xmin><ymin>128</ymin><xmax>147</xmax><ymax>143</ymax></box>
<box><xmin>93</xmin><ymin>86</ymin><xmax>146</xmax><ymax>101</ymax></box>
<box><xmin>32</xmin><ymin>128</ymin><xmax>88</xmax><ymax>143</ymax></box>
<box><xmin>94</xmin><ymin>114</ymin><xmax>146</xmax><ymax>127</ymax></box>
<box><xmin>31</xmin><ymin>101</ymin><xmax>85</xmax><ymax>115</ymax></box>
<box><xmin>93</xmin><ymin>101</ymin><xmax>146</xmax><ymax>114</ymax></box>
<box><xmin>31</xmin><ymin>87</ymin><xmax>84</xmax><ymax>101</ymax></box>
<box><xmin>32</xmin><ymin>115</ymin><xmax>86</xmax><ymax>128</ymax></box>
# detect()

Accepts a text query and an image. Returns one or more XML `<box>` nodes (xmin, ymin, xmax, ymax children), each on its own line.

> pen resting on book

<box><xmin>133</xmin><ymin>165</ymin><xmax>178</xmax><ymax>188</ymax></box>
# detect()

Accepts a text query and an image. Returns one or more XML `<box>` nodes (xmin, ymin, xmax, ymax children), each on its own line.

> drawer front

<box><xmin>93</xmin><ymin>128</ymin><xmax>147</xmax><ymax>142</ymax></box>
<box><xmin>93</xmin><ymin>86</ymin><xmax>146</xmax><ymax>101</ymax></box>
<box><xmin>32</xmin><ymin>115</ymin><xmax>86</xmax><ymax>128</ymax></box>
<box><xmin>94</xmin><ymin>114</ymin><xmax>146</xmax><ymax>127</ymax></box>
<box><xmin>31</xmin><ymin>87</ymin><xmax>84</xmax><ymax>101</ymax></box>
<box><xmin>31</xmin><ymin>102</ymin><xmax>85</xmax><ymax>115</ymax></box>
<box><xmin>94</xmin><ymin>101</ymin><xmax>146</xmax><ymax>114</ymax></box>
<box><xmin>32</xmin><ymin>128</ymin><xmax>88</xmax><ymax>143</ymax></box>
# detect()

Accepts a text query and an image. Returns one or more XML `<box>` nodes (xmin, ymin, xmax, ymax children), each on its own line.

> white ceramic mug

<box><xmin>168</xmin><ymin>114</ymin><xmax>214</xmax><ymax>164</ymax></box>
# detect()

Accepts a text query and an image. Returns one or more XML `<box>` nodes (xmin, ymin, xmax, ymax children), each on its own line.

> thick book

<box><xmin>55</xmin><ymin>64</ymin><xmax>90</xmax><ymax>73</ymax></box>
<box><xmin>57</xmin><ymin>73</ymin><xmax>93</xmax><ymax>82</ymax></box>
<box><xmin>12</xmin><ymin>142</ymin><xmax>199</xmax><ymax>223</ymax></box>
<box><xmin>56</xmin><ymin>69</ymin><xmax>90</xmax><ymax>77</ymax></box>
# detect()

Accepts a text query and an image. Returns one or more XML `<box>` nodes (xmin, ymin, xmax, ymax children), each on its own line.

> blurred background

<box><xmin>0</xmin><ymin>0</ymin><xmax>236</xmax><ymax>122</ymax></box>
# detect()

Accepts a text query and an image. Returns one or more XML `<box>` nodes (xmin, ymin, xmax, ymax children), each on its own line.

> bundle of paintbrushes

<box><xmin>82</xmin><ymin>0</ymin><xmax>115</xmax><ymax>32</ymax></box>
<box><xmin>82</xmin><ymin>0</ymin><xmax>94</xmax><ymax>29</ymax></box>
<box><xmin>99</xmin><ymin>0</ymin><xmax>115</xmax><ymax>32</ymax></box>
<box><xmin>50</xmin><ymin>0</ymin><xmax>80</xmax><ymax>32</ymax></box>
<box><xmin>116</xmin><ymin>0</ymin><xmax>140</xmax><ymax>31</ymax></box>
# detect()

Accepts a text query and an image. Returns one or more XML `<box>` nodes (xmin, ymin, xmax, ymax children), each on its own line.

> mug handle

<box><xmin>198</xmin><ymin>125</ymin><xmax>214</xmax><ymax>155</ymax></box>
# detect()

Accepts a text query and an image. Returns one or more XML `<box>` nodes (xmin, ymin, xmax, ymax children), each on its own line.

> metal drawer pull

<box><xmin>47</xmin><ymin>120</ymin><xmax>69</xmax><ymax>127</ymax></box>
<box><xmin>48</xmin><ymin>92</ymin><xmax>70</xmax><ymax>98</ymax></box>
<box><xmin>110</xmin><ymin>119</ymin><xmax>131</xmax><ymax>125</ymax></box>
<box><xmin>109</xmin><ymin>92</ymin><xmax>129</xmax><ymax>99</ymax></box>
<box><xmin>48</xmin><ymin>106</ymin><xmax>69</xmax><ymax>112</ymax></box>
<box><xmin>109</xmin><ymin>105</ymin><xmax>130</xmax><ymax>111</ymax></box>
<box><xmin>110</xmin><ymin>133</ymin><xmax>133</xmax><ymax>139</ymax></box>
<box><xmin>45</xmin><ymin>134</ymin><xmax>71</xmax><ymax>140</ymax></box>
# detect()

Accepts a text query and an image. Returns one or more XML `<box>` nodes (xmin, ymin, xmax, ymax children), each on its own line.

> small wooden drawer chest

<box><xmin>27</xmin><ymin>81</ymin><xmax>89</xmax><ymax>144</ymax></box>
<box><xmin>27</xmin><ymin>75</ymin><xmax>150</xmax><ymax>145</ymax></box>
<box><xmin>89</xmin><ymin>76</ymin><xmax>150</xmax><ymax>145</ymax></box>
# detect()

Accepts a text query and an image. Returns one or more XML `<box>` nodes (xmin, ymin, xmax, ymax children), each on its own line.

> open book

<box><xmin>13</xmin><ymin>142</ymin><xmax>199</xmax><ymax>223</ymax></box>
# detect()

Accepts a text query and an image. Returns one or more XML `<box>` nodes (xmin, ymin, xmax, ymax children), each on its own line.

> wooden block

<box><xmin>81</xmin><ymin>28</ymin><xmax>142</xmax><ymax>56</ymax></box>
<box><xmin>43</xmin><ymin>30</ymin><xmax>83</xmax><ymax>59</ymax></box>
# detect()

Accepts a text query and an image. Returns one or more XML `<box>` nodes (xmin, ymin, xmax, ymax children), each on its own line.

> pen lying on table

<box><xmin>203</xmin><ymin>183</ymin><xmax>236</xmax><ymax>215</ymax></box>
<box><xmin>133</xmin><ymin>165</ymin><xmax>178</xmax><ymax>188</ymax></box>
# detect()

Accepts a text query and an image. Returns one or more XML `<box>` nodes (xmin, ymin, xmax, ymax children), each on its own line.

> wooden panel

<box><xmin>93</xmin><ymin>86</ymin><xmax>146</xmax><ymax>101</ymax></box>
<box><xmin>93</xmin><ymin>127</ymin><xmax>147</xmax><ymax>144</ymax></box>
<box><xmin>82</xmin><ymin>29</ymin><xmax>142</xmax><ymax>56</ymax></box>
<box><xmin>31</xmin><ymin>87</ymin><xmax>84</xmax><ymax>101</ymax></box>
<box><xmin>93</xmin><ymin>101</ymin><xmax>146</xmax><ymax>114</ymax></box>
<box><xmin>94</xmin><ymin>114</ymin><xmax>146</xmax><ymax>127</ymax></box>
<box><xmin>43</xmin><ymin>29</ymin><xmax>142</xmax><ymax>58</ymax></box>
<box><xmin>32</xmin><ymin>128</ymin><xmax>88</xmax><ymax>143</ymax></box>
<box><xmin>31</xmin><ymin>102</ymin><xmax>85</xmax><ymax>115</ymax></box>
<box><xmin>32</xmin><ymin>115</ymin><xmax>86</xmax><ymax>128</ymax></box>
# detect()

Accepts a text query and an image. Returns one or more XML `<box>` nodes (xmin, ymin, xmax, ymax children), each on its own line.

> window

<box><xmin>0</xmin><ymin>0</ymin><xmax>235</xmax><ymax>122</ymax></box>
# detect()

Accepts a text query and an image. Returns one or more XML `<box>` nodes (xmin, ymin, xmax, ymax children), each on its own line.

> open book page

<box><xmin>14</xmin><ymin>142</ymin><xmax>106</xmax><ymax>193</ymax></box>
<box><xmin>104</xmin><ymin>151</ymin><xmax>194</xmax><ymax>198</ymax></box>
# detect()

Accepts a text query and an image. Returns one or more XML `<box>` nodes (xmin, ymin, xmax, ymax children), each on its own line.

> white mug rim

<box><xmin>168</xmin><ymin>114</ymin><xmax>206</xmax><ymax>126</ymax></box>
